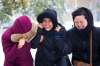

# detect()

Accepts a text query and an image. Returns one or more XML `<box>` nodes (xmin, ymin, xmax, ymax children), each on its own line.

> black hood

<box><xmin>72</xmin><ymin>7</ymin><xmax>94</xmax><ymax>36</ymax></box>
<box><xmin>37</xmin><ymin>8</ymin><xmax>58</xmax><ymax>30</ymax></box>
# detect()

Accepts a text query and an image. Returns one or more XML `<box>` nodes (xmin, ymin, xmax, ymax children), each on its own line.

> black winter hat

<box><xmin>37</xmin><ymin>8</ymin><xmax>58</xmax><ymax>29</ymax></box>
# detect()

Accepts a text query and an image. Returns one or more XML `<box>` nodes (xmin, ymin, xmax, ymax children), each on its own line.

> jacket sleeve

<box><xmin>1</xmin><ymin>32</ymin><xmax>17</xmax><ymax>61</ymax></box>
<box><xmin>55</xmin><ymin>27</ymin><xmax>72</xmax><ymax>55</ymax></box>
<box><xmin>31</xmin><ymin>28</ymin><xmax>42</xmax><ymax>49</ymax></box>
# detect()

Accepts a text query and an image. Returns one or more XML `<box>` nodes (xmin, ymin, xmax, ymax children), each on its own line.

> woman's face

<box><xmin>41</xmin><ymin>18</ymin><xmax>53</xmax><ymax>31</ymax></box>
<box><xmin>74</xmin><ymin>15</ymin><xmax>88</xmax><ymax>30</ymax></box>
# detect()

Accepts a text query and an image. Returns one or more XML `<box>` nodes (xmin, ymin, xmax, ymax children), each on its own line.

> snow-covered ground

<box><xmin>0</xmin><ymin>22</ymin><xmax>100</xmax><ymax>66</ymax></box>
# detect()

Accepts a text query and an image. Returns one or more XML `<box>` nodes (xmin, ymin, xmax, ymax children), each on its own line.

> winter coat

<box><xmin>31</xmin><ymin>26</ymin><xmax>71</xmax><ymax>66</ymax></box>
<box><xmin>1</xmin><ymin>16</ymin><xmax>34</xmax><ymax>66</ymax></box>
<box><xmin>2</xmin><ymin>28</ymin><xmax>33</xmax><ymax>66</ymax></box>
<box><xmin>68</xmin><ymin>27</ymin><xmax>100</xmax><ymax>66</ymax></box>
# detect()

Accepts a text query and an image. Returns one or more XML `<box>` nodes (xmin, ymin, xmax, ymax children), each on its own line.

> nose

<box><xmin>77</xmin><ymin>22</ymin><xmax>82</xmax><ymax>26</ymax></box>
<box><xmin>44</xmin><ymin>22</ymin><xmax>49</xmax><ymax>26</ymax></box>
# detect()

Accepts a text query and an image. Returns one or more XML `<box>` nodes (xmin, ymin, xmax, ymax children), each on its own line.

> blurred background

<box><xmin>0</xmin><ymin>0</ymin><xmax>100</xmax><ymax>66</ymax></box>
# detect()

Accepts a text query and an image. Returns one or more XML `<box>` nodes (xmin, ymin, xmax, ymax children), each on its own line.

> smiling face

<box><xmin>74</xmin><ymin>15</ymin><xmax>88</xmax><ymax>30</ymax></box>
<box><xmin>41</xmin><ymin>18</ymin><xmax>53</xmax><ymax>31</ymax></box>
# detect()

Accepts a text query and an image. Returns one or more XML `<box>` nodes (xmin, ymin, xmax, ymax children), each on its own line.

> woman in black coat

<box><xmin>68</xmin><ymin>7</ymin><xmax>100</xmax><ymax>66</ymax></box>
<box><xmin>31</xmin><ymin>9</ymin><xmax>71</xmax><ymax>66</ymax></box>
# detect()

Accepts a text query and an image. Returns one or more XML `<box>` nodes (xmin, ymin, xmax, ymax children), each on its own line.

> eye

<box><xmin>74</xmin><ymin>21</ymin><xmax>79</xmax><ymax>24</ymax></box>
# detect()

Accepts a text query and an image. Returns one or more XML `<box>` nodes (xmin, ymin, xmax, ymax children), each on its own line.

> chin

<box><xmin>45</xmin><ymin>27</ymin><xmax>52</xmax><ymax>31</ymax></box>
<box><xmin>45</xmin><ymin>29</ymin><xmax>51</xmax><ymax>31</ymax></box>
<box><xmin>77</xmin><ymin>27</ymin><xmax>86</xmax><ymax>30</ymax></box>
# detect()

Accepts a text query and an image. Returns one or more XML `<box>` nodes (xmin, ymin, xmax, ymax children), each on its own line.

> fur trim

<box><xmin>11</xmin><ymin>23</ymin><xmax>38</xmax><ymax>42</ymax></box>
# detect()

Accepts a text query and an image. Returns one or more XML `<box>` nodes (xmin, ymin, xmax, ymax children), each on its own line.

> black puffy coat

<box><xmin>31</xmin><ymin>26</ymin><xmax>71</xmax><ymax>66</ymax></box>
<box><xmin>68</xmin><ymin>27</ymin><xmax>100</xmax><ymax>66</ymax></box>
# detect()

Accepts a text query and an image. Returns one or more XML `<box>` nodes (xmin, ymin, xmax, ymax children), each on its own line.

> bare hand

<box><xmin>55</xmin><ymin>25</ymin><xmax>61</xmax><ymax>32</ymax></box>
<box><xmin>38</xmin><ymin>23</ymin><xmax>43</xmax><ymax>29</ymax></box>
<box><xmin>40</xmin><ymin>35</ymin><xmax>44</xmax><ymax>43</ymax></box>
<box><xmin>18</xmin><ymin>38</ymin><xmax>26</xmax><ymax>48</ymax></box>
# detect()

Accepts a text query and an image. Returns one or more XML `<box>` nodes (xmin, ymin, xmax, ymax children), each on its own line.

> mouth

<box><xmin>77</xmin><ymin>25</ymin><xmax>86</xmax><ymax>29</ymax></box>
